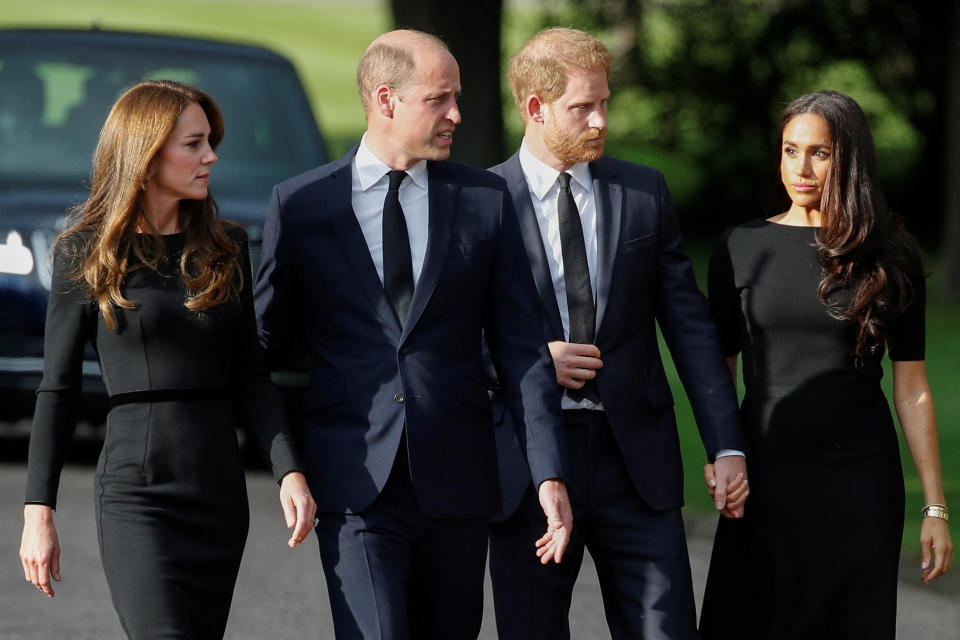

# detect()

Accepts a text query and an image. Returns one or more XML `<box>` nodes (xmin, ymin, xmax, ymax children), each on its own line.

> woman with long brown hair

<box><xmin>699</xmin><ymin>90</ymin><xmax>952</xmax><ymax>638</ymax></box>
<box><xmin>19</xmin><ymin>80</ymin><xmax>317</xmax><ymax>638</ymax></box>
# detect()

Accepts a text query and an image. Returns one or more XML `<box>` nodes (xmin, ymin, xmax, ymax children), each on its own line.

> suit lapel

<box><xmin>324</xmin><ymin>155</ymin><xmax>403</xmax><ymax>336</ymax></box>
<box><xmin>400</xmin><ymin>161</ymin><xmax>456</xmax><ymax>343</ymax></box>
<box><xmin>501</xmin><ymin>154</ymin><xmax>565</xmax><ymax>341</ymax></box>
<box><xmin>592</xmin><ymin>160</ymin><xmax>621</xmax><ymax>337</ymax></box>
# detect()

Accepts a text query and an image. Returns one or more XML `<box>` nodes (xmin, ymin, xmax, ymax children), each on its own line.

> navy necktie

<box><xmin>382</xmin><ymin>170</ymin><xmax>414</xmax><ymax>327</ymax></box>
<box><xmin>557</xmin><ymin>172</ymin><xmax>599</xmax><ymax>404</ymax></box>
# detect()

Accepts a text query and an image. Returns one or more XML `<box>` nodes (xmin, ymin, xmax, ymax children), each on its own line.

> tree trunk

<box><xmin>391</xmin><ymin>0</ymin><xmax>506</xmax><ymax>169</ymax></box>
<box><xmin>940</xmin><ymin>2</ymin><xmax>960</xmax><ymax>300</ymax></box>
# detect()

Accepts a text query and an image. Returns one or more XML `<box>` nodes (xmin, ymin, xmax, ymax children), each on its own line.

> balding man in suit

<box><xmin>255</xmin><ymin>29</ymin><xmax>572</xmax><ymax>640</ymax></box>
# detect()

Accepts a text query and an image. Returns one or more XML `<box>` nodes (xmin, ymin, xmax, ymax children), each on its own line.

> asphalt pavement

<box><xmin>2</xmin><ymin>463</ymin><xmax>957</xmax><ymax>639</ymax></box>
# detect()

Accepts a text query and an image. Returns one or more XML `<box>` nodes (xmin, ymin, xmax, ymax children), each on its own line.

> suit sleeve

<box><xmin>231</xmin><ymin>227</ymin><xmax>303</xmax><ymax>482</ymax></box>
<box><xmin>254</xmin><ymin>185</ymin><xmax>304</xmax><ymax>369</ymax></box>
<box><xmin>484</xmin><ymin>187</ymin><xmax>567</xmax><ymax>486</ymax></box>
<box><xmin>651</xmin><ymin>173</ymin><xmax>746</xmax><ymax>459</ymax></box>
<box><xmin>25</xmin><ymin>239</ymin><xmax>93</xmax><ymax>508</ymax></box>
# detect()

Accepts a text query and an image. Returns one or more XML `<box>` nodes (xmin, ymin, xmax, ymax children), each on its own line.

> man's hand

<box><xmin>535</xmin><ymin>479</ymin><xmax>573</xmax><ymax>564</ymax></box>
<box><xmin>548</xmin><ymin>341</ymin><xmax>602</xmax><ymax>390</ymax></box>
<box><xmin>704</xmin><ymin>456</ymin><xmax>749</xmax><ymax>519</ymax></box>
<box><xmin>279</xmin><ymin>472</ymin><xmax>318</xmax><ymax>548</ymax></box>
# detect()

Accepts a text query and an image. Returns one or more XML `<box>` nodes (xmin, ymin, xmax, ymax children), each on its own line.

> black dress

<box><xmin>699</xmin><ymin>219</ymin><xmax>924</xmax><ymax>640</ymax></box>
<box><xmin>25</xmin><ymin>228</ymin><xmax>301</xmax><ymax>639</ymax></box>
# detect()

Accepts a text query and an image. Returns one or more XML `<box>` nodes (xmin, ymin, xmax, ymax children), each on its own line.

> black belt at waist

<box><xmin>562</xmin><ymin>408</ymin><xmax>608</xmax><ymax>426</ymax></box>
<box><xmin>109</xmin><ymin>388</ymin><xmax>230</xmax><ymax>408</ymax></box>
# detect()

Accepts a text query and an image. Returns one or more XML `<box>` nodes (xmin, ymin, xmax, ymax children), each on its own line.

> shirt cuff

<box><xmin>715</xmin><ymin>449</ymin><xmax>745</xmax><ymax>459</ymax></box>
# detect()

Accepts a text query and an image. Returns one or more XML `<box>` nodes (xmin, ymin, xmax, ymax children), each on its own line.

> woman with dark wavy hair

<box><xmin>699</xmin><ymin>90</ymin><xmax>952</xmax><ymax>638</ymax></box>
<box><xmin>19</xmin><ymin>80</ymin><xmax>317</xmax><ymax>638</ymax></box>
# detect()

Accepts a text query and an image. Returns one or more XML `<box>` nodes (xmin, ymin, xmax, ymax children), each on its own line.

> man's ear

<box><xmin>375</xmin><ymin>85</ymin><xmax>395</xmax><ymax>118</ymax></box>
<box><xmin>526</xmin><ymin>95</ymin><xmax>546</xmax><ymax>124</ymax></box>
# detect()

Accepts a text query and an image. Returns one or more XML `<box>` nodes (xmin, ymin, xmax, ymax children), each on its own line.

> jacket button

<box><xmin>394</xmin><ymin>393</ymin><xmax>404</xmax><ymax>403</ymax></box>
<box><xmin>398</xmin><ymin>347</ymin><xmax>408</xmax><ymax>355</ymax></box>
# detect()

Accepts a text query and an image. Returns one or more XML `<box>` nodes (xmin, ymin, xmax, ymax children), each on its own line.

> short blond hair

<box><xmin>507</xmin><ymin>27</ymin><xmax>612</xmax><ymax>123</ymax></box>
<box><xmin>356</xmin><ymin>30</ymin><xmax>449</xmax><ymax>114</ymax></box>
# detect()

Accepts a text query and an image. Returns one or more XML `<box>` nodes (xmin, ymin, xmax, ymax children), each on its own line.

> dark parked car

<box><xmin>0</xmin><ymin>28</ymin><xmax>327</xmax><ymax>428</ymax></box>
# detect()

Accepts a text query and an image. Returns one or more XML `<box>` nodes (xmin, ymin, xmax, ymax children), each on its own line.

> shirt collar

<box><xmin>355</xmin><ymin>133</ymin><xmax>429</xmax><ymax>192</ymax></box>
<box><xmin>518</xmin><ymin>137</ymin><xmax>593</xmax><ymax>202</ymax></box>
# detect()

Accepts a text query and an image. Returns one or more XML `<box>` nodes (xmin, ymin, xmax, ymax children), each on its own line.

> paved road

<box><xmin>2</xmin><ymin>464</ymin><xmax>957</xmax><ymax>638</ymax></box>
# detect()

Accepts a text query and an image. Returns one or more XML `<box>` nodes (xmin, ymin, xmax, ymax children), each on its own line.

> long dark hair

<box><xmin>779</xmin><ymin>90</ymin><xmax>922</xmax><ymax>359</ymax></box>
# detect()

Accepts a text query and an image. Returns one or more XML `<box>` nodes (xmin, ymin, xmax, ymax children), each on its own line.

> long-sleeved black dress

<box><xmin>25</xmin><ymin>227</ymin><xmax>302</xmax><ymax>639</ymax></box>
<box><xmin>699</xmin><ymin>219</ymin><xmax>924</xmax><ymax>639</ymax></box>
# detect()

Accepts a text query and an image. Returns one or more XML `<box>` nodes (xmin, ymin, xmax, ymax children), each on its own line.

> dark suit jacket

<box><xmin>253</xmin><ymin>149</ymin><xmax>566</xmax><ymax>519</ymax></box>
<box><xmin>489</xmin><ymin>152</ymin><xmax>746</xmax><ymax>517</ymax></box>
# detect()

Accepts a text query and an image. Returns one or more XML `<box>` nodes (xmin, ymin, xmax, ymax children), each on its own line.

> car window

<box><xmin>0</xmin><ymin>42</ymin><xmax>325</xmax><ymax>198</ymax></box>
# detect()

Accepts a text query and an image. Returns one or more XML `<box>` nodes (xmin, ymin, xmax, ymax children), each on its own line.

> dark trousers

<box><xmin>489</xmin><ymin>410</ymin><xmax>698</xmax><ymax>640</ymax></box>
<box><xmin>315</xmin><ymin>440</ymin><xmax>489</xmax><ymax>640</ymax></box>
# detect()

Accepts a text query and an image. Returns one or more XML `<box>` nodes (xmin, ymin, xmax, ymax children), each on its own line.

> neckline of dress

<box><xmin>762</xmin><ymin>219</ymin><xmax>820</xmax><ymax>229</ymax></box>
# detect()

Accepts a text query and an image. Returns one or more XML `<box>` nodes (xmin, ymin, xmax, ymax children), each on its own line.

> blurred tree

<box><xmin>390</xmin><ymin>0</ymin><xmax>505</xmax><ymax>168</ymax></box>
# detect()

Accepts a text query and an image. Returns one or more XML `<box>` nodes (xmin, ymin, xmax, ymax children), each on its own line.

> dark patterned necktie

<box><xmin>382</xmin><ymin>170</ymin><xmax>414</xmax><ymax>327</ymax></box>
<box><xmin>557</xmin><ymin>172</ymin><xmax>599</xmax><ymax>403</ymax></box>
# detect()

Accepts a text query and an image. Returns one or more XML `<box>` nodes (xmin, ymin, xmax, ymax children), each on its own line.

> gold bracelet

<box><xmin>922</xmin><ymin>504</ymin><xmax>949</xmax><ymax>523</ymax></box>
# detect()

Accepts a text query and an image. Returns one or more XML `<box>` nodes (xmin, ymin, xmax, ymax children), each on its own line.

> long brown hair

<box><xmin>58</xmin><ymin>80</ymin><xmax>239</xmax><ymax>331</ymax></box>
<box><xmin>779</xmin><ymin>90</ymin><xmax>922</xmax><ymax>359</ymax></box>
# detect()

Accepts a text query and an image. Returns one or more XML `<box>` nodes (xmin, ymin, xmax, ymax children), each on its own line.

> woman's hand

<box><xmin>703</xmin><ymin>463</ymin><xmax>749</xmax><ymax>519</ymax></box>
<box><xmin>20</xmin><ymin>504</ymin><xmax>61</xmax><ymax>597</ymax></box>
<box><xmin>279</xmin><ymin>472</ymin><xmax>318</xmax><ymax>548</ymax></box>
<box><xmin>891</xmin><ymin>362</ymin><xmax>953</xmax><ymax>584</ymax></box>
<box><xmin>920</xmin><ymin>515</ymin><xmax>953</xmax><ymax>583</ymax></box>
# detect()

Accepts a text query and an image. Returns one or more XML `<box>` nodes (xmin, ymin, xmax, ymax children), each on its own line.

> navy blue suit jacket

<box><xmin>489</xmin><ymin>152</ymin><xmax>746</xmax><ymax>517</ymax></box>
<box><xmin>254</xmin><ymin>150</ymin><xmax>566</xmax><ymax>519</ymax></box>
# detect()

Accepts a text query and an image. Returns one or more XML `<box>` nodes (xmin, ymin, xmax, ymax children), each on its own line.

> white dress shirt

<box><xmin>518</xmin><ymin>139</ymin><xmax>602</xmax><ymax>411</ymax></box>
<box><xmin>351</xmin><ymin>134</ymin><xmax>430</xmax><ymax>286</ymax></box>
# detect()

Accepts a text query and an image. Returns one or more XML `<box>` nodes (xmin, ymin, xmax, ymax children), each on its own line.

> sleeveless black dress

<box><xmin>699</xmin><ymin>219</ymin><xmax>924</xmax><ymax>639</ymax></box>
<box><xmin>25</xmin><ymin>228</ymin><xmax>301</xmax><ymax>639</ymax></box>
